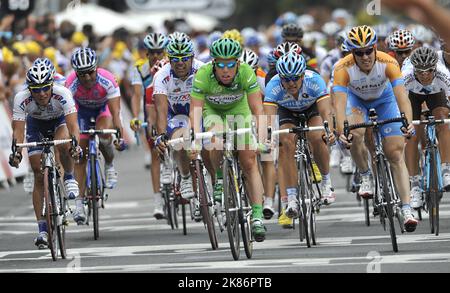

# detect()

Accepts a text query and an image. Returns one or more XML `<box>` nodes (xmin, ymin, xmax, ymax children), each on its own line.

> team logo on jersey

<box><xmin>20</xmin><ymin>96</ymin><xmax>33</xmax><ymax>111</ymax></box>
<box><xmin>53</xmin><ymin>95</ymin><xmax>67</xmax><ymax>105</ymax></box>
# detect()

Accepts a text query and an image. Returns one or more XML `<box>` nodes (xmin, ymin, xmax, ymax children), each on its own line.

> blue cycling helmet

<box><xmin>71</xmin><ymin>47</ymin><xmax>97</xmax><ymax>72</ymax></box>
<box><xmin>26</xmin><ymin>58</ymin><xmax>55</xmax><ymax>85</ymax></box>
<box><xmin>276</xmin><ymin>52</ymin><xmax>306</xmax><ymax>78</ymax></box>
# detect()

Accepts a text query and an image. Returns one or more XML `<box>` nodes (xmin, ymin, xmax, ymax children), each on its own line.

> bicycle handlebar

<box><xmin>15</xmin><ymin>139</ymin><xmax>73</xmax><ymax>149</ymax></box>
<box><xmin>80</xmin><ymin>129</ymin><xmax>118</xmax><ymax>135</ymax></box>
<box><xmin>412</xmin><ymin>118</ymin><xmax>450</xmax><ymax>126</ymax></box>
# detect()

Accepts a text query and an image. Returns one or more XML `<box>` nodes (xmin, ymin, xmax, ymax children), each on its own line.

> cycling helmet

<box><xmin>143</xmin><ymin>33</ymin><xmax>168</xmax><ymax>50</ymax></box>
<box><xmin>210</xmin><ymin>38</ymin><xmax>242</xmax><ymax>59</ymax></box>
<box><xmin>71</xmin><ymin>47</ymin><xmax>97</xmax><ymax>72</ymax></box>
<box><xmin>340</xmin><ymin>41</ymin><xmax>349</xmax><ymax>53</ymax></box>
<box><xmin>222</xmin><ymin>29</ymin><xmax>244</xmax><ymax>47</ymax></box>
<box><xmin>373</xmin><ymin>24</ymin><xmax>392</xmax><ymax>39</ymax></box>
<box><xmin>388</xmin><ymin>29</ymin><xmax>415</xmax><ymax>51</ymax></box>
<box><xmin>166</xmin><ymin>34</ymin><xmax>194</xmax><ymax>56</ymax></box>
<box><xmin>239</xmin><ymin>49</ymin><xmax>259</xmax><ymax>70</ymax></box>
<box><xmin>168</xmin><ymin>32</ymin><xmax>190</xmax><ymax>43</ymax></box>
<box><xmin>345</xmin><ymin>25</ymin><xmax>377</xmax><ymax>50</ymax></box>
<box><xmin>276</xmin><ymin>52</ymin><xmax>306</xmax><ymax>78</ymax></box>
<box><xmin>410</xmin><ymin>47</ymin><xmax>438</xmax><ymax>70</ymax></box>
<box><xmin>26</xmin><ymin>58</ymin><xmax>55</xmax><ymax>85</ymax></box>
<box><xmin>322</xmin><ymin>22</ymin><xmax>341</xmax><ymax>37</ymax></box>
<box><xmin>281</xmin><ymin>23</ymin><xmax>304</xmax><ymax>39</ymax></box>
<box><xmin>273</xmin><ymin>42</ymin><xmax>302</xmax><ymax>59</ymax></box>
<box><xmin>267</xmin><ymin>50</ymin><xmax>278</xmax><ymax>65</ymax></box>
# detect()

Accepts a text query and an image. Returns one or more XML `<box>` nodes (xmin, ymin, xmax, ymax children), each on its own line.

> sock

<box><xmin>38</xmin><ymin>220</ymin><xmax>47</xmax><ymax>233</ymax></box>
<box><xmin>64</xmin><ymin>172</ymin><xmax>74</xmax><ymax>181</ymax></box>
<box><xmin>215</xmin><ymin>169</ymin><xmax>223</xmax><ymax>180</ymax></box>
<box><xmin>105</xmin><ymin>163</ymin><xmax>114</xmax><ymax>170</ymax></box>
<box><xmin>75</xmin><ymin>198</ymin><xmax>84</xmax><ymax>209</ymax></box>
<box><xmin>252</xmin><ymin>204</ymin><xmax>263</xmax><ymax>219</ymax></box>
<box><xmin>264</xmin><ymin>196</ymin><xmax>273</xmax><ymax>207</ymax></box>
<box><xmin>322</xmin><ymin>173</ymin><xmax>330</xmax><ymax>182</ymax></box>
<box><xmin>441</xmin><ymin>163</ymin><xmax>450</xmax><ymax>171</ymax></box>
<box><xmin>286</xmin><ymin>187</ymin><xmax>297</xmax><ymax>201</ymax></box>
<box><xmin>402</xmin><ymin>204</ymin><xmax>411</xmax><ymax>210</ymax></box>
<box><xmin>410</xmin><ymin>175</ymin><xmax>420</xmax><ymax>187</ymax></box>
<box><xmin>281</xmin><ymin>197</ymin><xmax>288</xmax><ymax>209</ymax></box>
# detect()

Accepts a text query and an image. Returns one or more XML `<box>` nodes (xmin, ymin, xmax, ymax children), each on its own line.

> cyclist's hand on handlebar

<box><xmin>8</xmin><ymin>152</ymin><xmax>22</xmax><ymax>168</ymax></box>
<box><xmin>130</xmin><ymin>118</ymin><xmax>141</xmax><ymax>132</ymax></box>
<box><xmin>323</xmin><ymin>131</ymin><xmax>336</xmax><ymax>145</ymax></box>
<box><xmin>70</xmin><ymin>145</ymin><xmax>83</xmax><ymax>161</ymax></box>
<box><xmin>339</xmin><ymin>132</ymin><xmax>353</xmax><ymax>149</ymax></box>
<box><xmin>401</xmin><ymin>123</ymin><xmax>415</xmax><ymax>139</ymax></box>
<box><xmin>155</xmin><ymin>134</ymin><xmax>168</xmax><ymax>155</ymax></box>
<box><xmin>114</xmin><ymin>138</ymin><xmax>128</xmax><ymax>151</ymax></box>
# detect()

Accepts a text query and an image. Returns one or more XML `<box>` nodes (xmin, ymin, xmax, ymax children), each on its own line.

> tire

<box><xmin>182</xmin><ymin>202</ymin><xmax>187</xmax><ymax>235</ymax></box>
<box><xmin>298</xmin><ymin>159</ymin><xmax>310</xmax><ymax>248</ymax></box>
<box><xmin>239</xmin><ymin>173</ymin><xmax>253</xmax><ymax>259</ymax></box>
<box><xmin>162</xmin><ymin>184</ymin><xmax>174</xmax><ymax>229</ymax></box>
<box><xmin>43</xmin><ymin>168</ymin><xmax>57</xmax><ymax>261</ymax></box>
<box><xmin>223</xmin><ymin>158</ymin><xmax>240</xmax><ymax>260</ymax></box>
<box><xmin>429</xmin><ymin>147</ymin><xmax>440</xmax><ymax>236</ymax></box>
<box><xmin>90</xmin><ymin>155</ymin><xmax>99</xmax><ymax>240</ymax></box>
<box><xmin>196</xmin><ymin>160</ymin><xmax>218</xmax><ymax>250</ymax></box>
<box><xmin>378</xmin><ymin>158</ymin><xmax>398</xmax><ymax>253</ymax></box>
<box><xmin>56</xmin><ymin>177</ymin><xmax>67</xmax><ymax>259</ymax></box>
<box><xmin>364</xmin><ymin>198</ymin><xmax>370</xmax><ymax>227</ymax></box>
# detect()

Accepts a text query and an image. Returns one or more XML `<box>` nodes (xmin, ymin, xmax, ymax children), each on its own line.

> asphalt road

<box><xmin>0</xmin><ymin>147</ymin><xmax>449</xmax><ymax>273</ymax></box>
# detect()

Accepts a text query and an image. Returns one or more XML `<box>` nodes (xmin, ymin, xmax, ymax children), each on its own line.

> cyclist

<box><xmin>67</xmin><ymin>47</ymin><xmax>125</xmax><ymax>224</ymax></box>
<box><xmin>189</xmin><ymin>38</ymin><xmax>267</xmax><ymax>242</ymax></box>
<box><xmin>129</xmin><ymin>33</ymin><xmax>169</xmax><ymax>219</ymax></box>
<box><xmin>281</xmin><ymin>23</ymin><xmax>317</xmax><ymax>69</ymax></box>
<box><xmin>9</xmin><ymin>60</ymin><xmax>81</xmax><ymax>248</ymax></box>
<box><xmin>387</xmin><ymin>29</ymin><xmax>416</xmax><ymax>68</ymax></box>
<box><xmin>403</xmin><ymin>47</ymin><xmax>450</xmax><ymax>207</ymax></box>
<box><xmin>153</xmin><ymin>34</ymin><xmax>204</xmax><ymax>201</ymax></box>
<box><xmin>333</xmin><ymin>25</ymin><xmax>418</xmax><ymax>232</ymax></box>
<box><xmin>264</xmin><ymin>52</ymin><xmax>336</xmax><ymax>220</ymax></box>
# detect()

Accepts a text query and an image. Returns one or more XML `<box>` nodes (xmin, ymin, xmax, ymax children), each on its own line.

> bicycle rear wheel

<box><xmin>195</xmin><ymin>160</ymin><xmax>218</xmax><ymax>250</ymax></box>
<box><xmin>223</xmin><ymin>158</ymin><xmax>240</xmax><ymax>260</ymax></box>
<box><xmin>378</xmin><ymin>158</ymin><xmax>398</xmax><ymax>252</ymax></box>
<box><xmin>43</xmin><ymin>168</ymin><xmax>57</xmax><ymax>261</ymax></box>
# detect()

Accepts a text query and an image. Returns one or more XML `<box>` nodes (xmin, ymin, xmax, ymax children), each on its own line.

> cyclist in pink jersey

<box><xmin>66</xmin><ymin>47</ymin><xmax>125</xmax><ymax>224</ymax></box>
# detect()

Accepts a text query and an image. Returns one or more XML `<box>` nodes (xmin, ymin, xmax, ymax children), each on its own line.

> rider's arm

<box><xmin>189</xmin><ymin>98</ymin><xmax>204</xmax><ymax>135</ymax></box>
<box><xmin>387</xmin><ymin>60</ymin><xmax>413</xmax><ymax>123</ymax></box>
<box><xmin>331</xmin><ymin>61</ymin><xmax>350</xmax><ymax>134</ymax></box>
<box><xmin>154</xmin><ymin>94</ymin><xmax>168</xmax><ymax>135</ymax></box>
<box><xmin>131</xmin><ymin>84</ymin><xmax>142</xmax><ymax>119</ymax></box>
<box><xmin>107</xmin><ymin>96</ymin><xmax>124</xmax><ymax>135</ymax></box>
<box><xmin>12</xmin><ymin>120</ymin><xmax>25</xmax><ymax>146</ymax></box>
<box><xmin>190</xmin><ymin>69</ymin><xmax>208</xmax><ymax>135</ymax></box>
<box><xmin>65</xmin><ymin>112</ymin><xmax>80</xmax><ymax>143</ymax></box>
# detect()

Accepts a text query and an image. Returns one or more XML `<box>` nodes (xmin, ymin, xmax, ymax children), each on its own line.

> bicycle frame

<box><xmin>422</xmin><ymin>117</ymin><xmax>443</xmax><ymax>193</ymax></box>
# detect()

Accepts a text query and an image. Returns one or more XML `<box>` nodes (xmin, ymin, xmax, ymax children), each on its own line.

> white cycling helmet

<box><xmin>239</xmin><ymin>49</ymin><xmax>259</xmax><ymax>70</ymax></box>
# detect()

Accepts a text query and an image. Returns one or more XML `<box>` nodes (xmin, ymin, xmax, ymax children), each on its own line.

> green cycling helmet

<box><xmin>210</xmin><ymin>38</ymin><xmax>242</xmax><ymax>59</ymax></box>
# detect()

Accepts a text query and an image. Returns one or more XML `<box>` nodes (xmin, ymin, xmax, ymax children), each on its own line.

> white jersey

<box><xmin>13</xmin><ymin>83</ymin><xmax>77</xmax><ymax>121</ymax></box>
<box><xmin>153</xmin><ymin>59</ymin><xmax>204</xmax><ymax>115</ymax></box>
<box><xmin>403</xmin><ymin>63</ymin><xmax>450</xmax><ymax>96</ymax></box>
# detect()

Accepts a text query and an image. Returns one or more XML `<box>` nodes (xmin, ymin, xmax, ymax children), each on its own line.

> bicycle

<box><xmin>80</xmin><ymin>119</ymin><xmax>118</xmax><ymax>240</ymax></box>
<box><xmin>412</xmin><ymin>113</ymin><xmax>450</xmax><ymax>236</ymax></box>
<box><xmin>271</xmin><ymin>116</ymin><xmax>327</xmax><ymax>248</ymax></box>
<box><xmin>12</xmin><ymin>135</ymin><xmax>74</xmax><ymax>261</ymax></box>
<box><xmin>194</xmin><ymin>124</ymin><xmax>256</xmax><ymax>260</ymax></box>
<box><xmin>344</xmin><ymin>109</ymin><xmax>406</xmax><ymax>252</ymax></box>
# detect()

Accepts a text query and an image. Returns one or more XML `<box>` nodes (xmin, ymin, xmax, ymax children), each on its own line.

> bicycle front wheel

<box><xmin>90</xmin><ymin>155</ymin><xmax>99</xmax><ymax>240</ymax></box>
<box><xmin>428</xmin><ymin>147</ymin><xmax>441</xmax><ymax>236</ymax></box>
<box><xmin>240</xmin><ymin>176</ymin><xmax>253</xmax><ymax>259</ymax></box>
<box><xmin>298</xmin><ymin>159</ymin><xmax>310</xmax><ymax>248</ymax></box>
<box><xmin>195</xmin><ymin>160</ymin><xmax>218</xmax><ymax>250</ymax></box>
<box><xmin>377</xmin><ymin>158</ymin><xmax>398</xmax><ymax>252</ymax></box>
<box><xmin>223</xmin><ymin>158</ymin><xmax>240</xmax><ymax>260</ymax></box>
<box><xmin>55</xmin><ymin>177</ymin><xmax>67</xmax><ymax>259</ymax></box>
<box><xmin>43</xmin><ymin>168</ymin><xmax>57</xmax><ymax>261</ymax></box>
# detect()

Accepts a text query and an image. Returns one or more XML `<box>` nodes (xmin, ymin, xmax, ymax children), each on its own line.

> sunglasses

<box><xmin>215</xmin><ymin>61</ymin><xmax>237</xmax><ymax>69</ymax></box>
<box><xmin>415</xmin><ymin>67</ymin><xmax>436</xmax><ymax>74</ymax></box>
<box><xmin>169</xmin><ymin>55</ymin><xmax>192</xmax><ymax>63</ymax></box>
<box><xmin>280</xmin><ymin>75</ymin><xmax>302</xmax><ymax>82</ymax></box>
<box><xmin>148</xmin><ymin>50</ymin><xmax>164</xmax><ymax>55</ymax></box>
<box><xmin>353</xmin><ymin>47</ymin><xmax>375</xmax><ymax>57</ymax></box>
<box><xmin>76</xmin><ymin>69</ymin><xmax>96</xmax><ymax>76</ymax></box>
<box><xmin>29</xmin><ymin>83</ymin><xmax>52</xmax><ymax>93</ymax></box>
<box><xmin>395</xmin><ymin>49</ymin><xmax>412</xmax><ymax>56</ymax></box>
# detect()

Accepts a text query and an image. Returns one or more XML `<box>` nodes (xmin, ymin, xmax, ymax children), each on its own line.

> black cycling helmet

<box><xmin>281</xmin><ymin>23</ymin><xmax>304</xmax><ymax>40</ymax></box>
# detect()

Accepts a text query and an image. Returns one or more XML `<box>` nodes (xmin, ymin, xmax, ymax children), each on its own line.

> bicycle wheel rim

<box><xmin>429</xmin><ymin>149</ymin><xmax>440</xmax><ymax>236</ymax></box>
<box><xmin>298</xmin><ymin>160</ymin><xmax>310</xmax><ymax>247</ymax></box>
<box><xmin>364</xmin><ymin>198</ymin><xmax>370</xmax><ymax>227</ymax></box>
<box><xmin>182</xmin><ymin>202</ymin><xmax>187</xmax><ymax>235</ymax></box>
<box><xmin>56</xmin><ymin>179</ymin><xmax>67</xmax><ymax>259</ymax></box>
<box><xmin>223</xmin><ymin>159</ymin><xmax>240</xmax><ymax>260</ymax></box>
